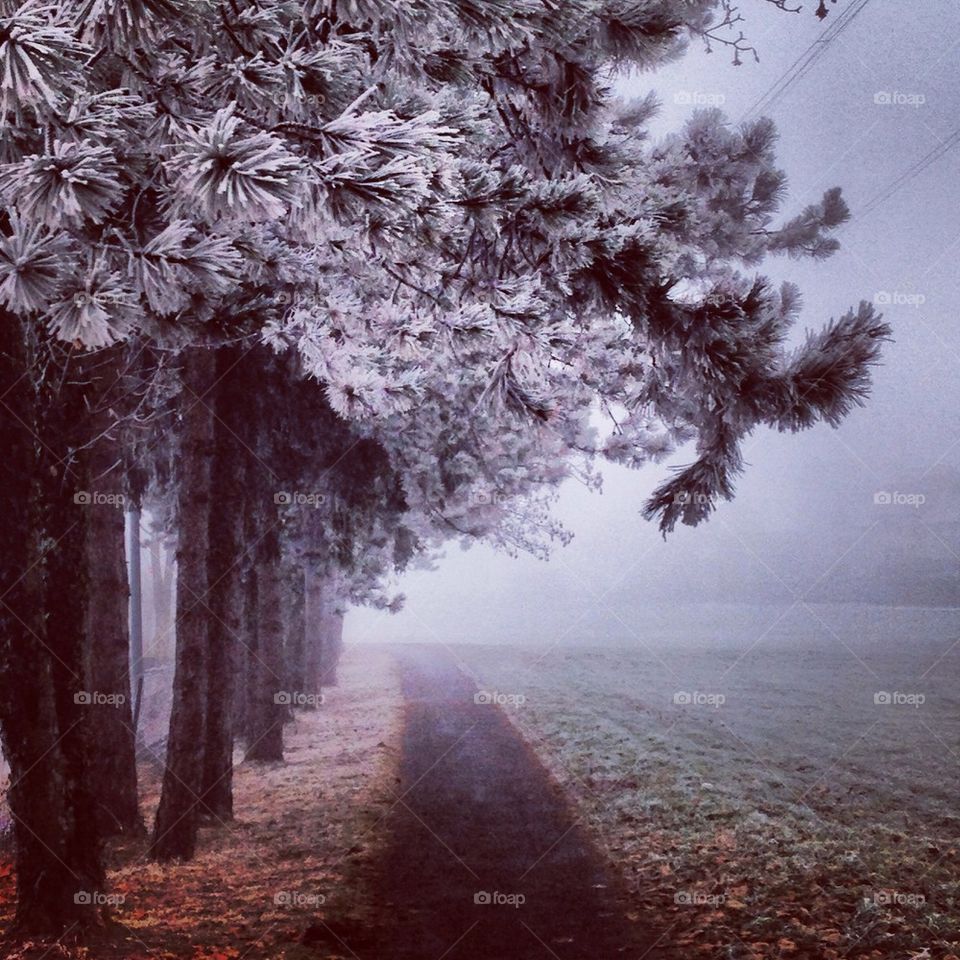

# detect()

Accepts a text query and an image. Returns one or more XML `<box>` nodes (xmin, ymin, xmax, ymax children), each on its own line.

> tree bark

<box><xmin>0</xmin><ymin>327</ymin><xmax>111</xmax><ymax>932</ymax></box>
<box><xmin>302</xmin><ymin>568</ymin><xmax>326</xmax><ymax>707</ymax></box>
<box><xmin>303</xmin><ymin>571</ymin><xmax>345</xmax><ymax>692</ymax></box>
<box><xmin>150</xmin><ymin>347</ymin><xmax>216</xmax><ymax>862</ymax></box>
<box><xmin>232</xmin><ymin>559</ymin><xmax>258</xmax><ymax>745</ymax></box>
<box><xmin>126</xmin><ymin>505</ymin><xmax>144</xmax><ymax>707</ymax></box>
<box><xmin>0</xmin><ymin>320</ymin><xmax>104</xmax><ymax>936</ymax></box>
<box><xmin>244</xmin><ymin>520</ymin><xmax>286</xmax><ymax>762</ymax></box>
<box><xmin>84</xmin><ymin>468</ymin><xmax>141</xmax><ymax>836</ymax></box>
<box><xmin>40</xmin><ymin>349</ymin><xmax>116</xmax><ymax>924</ymax></box>
<box><xmin>320</xmin><ymin>610</ymin><xmax>345</xmax><ymax>687</ymax></box>
<box><xmin>198</xmin><ymin>347</ymin><xmax>245</xmax><ymax>821</ymax></box>
<box><xmin>284</xmin><ymin>564</ymin><xmax>306</xmax><ymax>698</ymax></box>
<box><xmin>79</xmin><ymin>349</ymin><xmax>142</xmax><ymax>838</ymax></box>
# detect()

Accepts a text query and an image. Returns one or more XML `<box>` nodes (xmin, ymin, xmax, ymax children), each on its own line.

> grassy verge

<box><xmin>457</xmin><ymin>643</ymin><xmax>960</xmax><ymax>960</ymax></box>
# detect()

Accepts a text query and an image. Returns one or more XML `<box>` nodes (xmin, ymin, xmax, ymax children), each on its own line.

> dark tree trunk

<box><xmin>0</xmin><ymin>321</ymin><xmax>101</xmax><ymax>933</ymax></box>
<box><xmin>199</xmin><ymin>555</ymin><xmax>239</xmax><ymax>819</ymax></box>
<box><xmin>84</xmin><ymin>442</ymin><xmax>141</xmax><ymax>836</ymax></box>
<box><xmin>232</xmin><ymin>560</ymin><xmax>258</xmax><ymax>745</ymax></box>
<box><xmin>199</xmin><ymin>347</ymin><xmax>245</xmax><ymax>821</ymax></box>
<box><xmin>40</xmin><ymin>350</ymin><xmax>112</xmax><ymax>926</ymax></box>
<box><xmin>0</xmin><ymin>329</ymin><xmax>117</xmax><ymax>933</ymax></box>
<box><xmin>244</xmin><ymin>519</ymin><xmax>286</xmax><ymax>762</ymax></box>
<box><xmin>303</xmin><ymin>572</ymin><xmax>345</xmax><ymax>693</ymax></box>
<box><xmin>284</xmin><ymin>564</ymin><xmax>306</xmax><ymax>697</ymax></box>
<box><xmin>231</xmin><ymin>429</ymin><xmax>261</xmax><ymax>746</ymax></box>
<box><xmin>83</xmin><ymin>348</ymin><xmax>141</xmax><ymax>837</ymax></box>
<box><xmin>150</xmin><ymin>348</ymin><xmax>216</xmax><ymax>862</ymax></box>
<box><xmin>126</xmin><ymin>505</ymin><xmax>143</xmax><ymax>716</ymax></box>
<box><xmin>302</xmin><ymin>568</ymin><xmax>326</xmax><ymax>706</ymax></box>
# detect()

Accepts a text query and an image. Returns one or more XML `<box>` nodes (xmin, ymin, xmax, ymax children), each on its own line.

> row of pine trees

<box><xmin>0</xmin><ymin>330</ymin><xmax>409</xmax><ymax>931</ymax></box>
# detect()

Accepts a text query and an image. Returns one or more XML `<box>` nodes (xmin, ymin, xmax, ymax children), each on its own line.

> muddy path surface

<box><xmin>365</xmin><ymin>644</ymin><xmax>660</xmax><ymax>960</ymax></box>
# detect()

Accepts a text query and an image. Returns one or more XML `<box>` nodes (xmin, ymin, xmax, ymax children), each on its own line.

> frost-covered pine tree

<box><xmin>0</xmin><ymin>0</ymin><xmax>886</xmax><ymax>935</ymax></box>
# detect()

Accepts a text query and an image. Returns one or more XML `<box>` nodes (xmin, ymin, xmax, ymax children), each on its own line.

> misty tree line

<box><xmin>0</xmin><ymin>0</ymin><xmax>885</xmax><ymax>938</ymax></box>
<box><xmin>0</xmin><ymin>332</ymin><xmax>402</xmax><ymax>927</ymax></box>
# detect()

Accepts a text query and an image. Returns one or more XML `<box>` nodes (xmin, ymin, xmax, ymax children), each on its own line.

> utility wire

<box><xmin>740</xmin><ymin>0</ymin><xmax>873</xmax><ymax>122</ymax></box>
<box><xmin>857</xmin><ymin>129</ymin><xmax>960</xmax><ymax>219</ymax></box>
<box><xmin>736</xmin><ymin>0</ymin><xmax>953</xmax><ymax>223</ymax></box>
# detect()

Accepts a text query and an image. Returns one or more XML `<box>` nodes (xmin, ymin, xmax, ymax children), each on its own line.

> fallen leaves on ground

<box><xmin>0</xmin><ymin>646</ymin><xmax>403</xmax><ymax>960</ymax></box>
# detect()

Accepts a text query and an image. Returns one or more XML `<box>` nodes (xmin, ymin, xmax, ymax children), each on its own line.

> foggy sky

<box><xmin>350</xmin><ymin>0</ymin><xmax>960</xmax><ymax>646</ymax></box>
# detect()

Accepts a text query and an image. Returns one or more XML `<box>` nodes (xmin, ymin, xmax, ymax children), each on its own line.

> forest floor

<box><xmin>454</xmin><ymin>640</ymin><xmax>960</xmax><ymax>960</ymax></box>
<box><xmin>0</xmin><ymin>645</ymin><xmax>404</xmax><ymax>960</ymax></box>
<box><xmin>0</xmin><ymin>643</ymin><xmax>658</xmax><ymax>960</ymax></box>
<box><xmin>4</xmin><ymin>634</ymin><xmax>960</xmax><ymax>958</ymax></box>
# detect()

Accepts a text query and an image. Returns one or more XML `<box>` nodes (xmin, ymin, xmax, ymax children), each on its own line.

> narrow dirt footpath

<box><xmin>367</xmin><ymin>644</ymin><xmax>659</xmax><ymax>960</ymax></box>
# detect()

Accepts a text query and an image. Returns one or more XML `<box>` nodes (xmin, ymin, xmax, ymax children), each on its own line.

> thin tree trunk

<box><xmin>320</xmin><ymin>611</ymin><xmax>345</xmax><ymax>687</ymax></box>
<box><xmin>284</xmin><ymin>564</ymin><xmax>306</xmax><ymax>698</ymax></box>
<box><xmin>85</xmin><ymin>477</ymin><xmax>141</xmax><ymax>836</ymax></box>
<box><xmin>233</xmin><ymin>560</ymin><xmax>258</xmax><ymax>745</ymax></box>
<box><xmin>77</xmin><ymin>347</ymin><xmax>142</xmax><ymax>838</ymax></box>
<box><xmin>245</xmin><ymin>521</ymin><xmax>286</xmax><ymax>762</ymax></box>
<box><xmin>199</xmin><ymin>347</ymin><xmax>244</xmax><ymax>820</ymax></box>
<box><xmin>302</xmin><ymin>568</ymin><xmax>326</xmax><ymax>707</ymax></box>
<box><xmin>150</xmin><ymin>348</ymin><xmax>216</xmax><ymax>862</ymax></box>
<box><xmin>126</xmin><ymin>505</ymin><xmax>144</xmax><ymax>704</ymax></box>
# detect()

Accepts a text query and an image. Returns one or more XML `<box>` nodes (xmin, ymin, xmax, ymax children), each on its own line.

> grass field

<box><xmin>454</xmin><ymin>604</ymin><xmax>960</xmax><ymax>959</ymax></box>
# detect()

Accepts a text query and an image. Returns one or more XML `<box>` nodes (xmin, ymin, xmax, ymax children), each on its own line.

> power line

<box><xmin>735</xmin><ymin>0</ymin><xmax>953</xmax><ymax>223</ymax></box>
<box><xmin>741</xmin><ymin>0</ymin><xmax>870</xmax><ymax>120</ymax></box>
<box><xmin>740</xmin><ymin>0</ymin><xmax>873</xmax><ymax>122</ymax></box>
<box><xmin>857</xmin><ymin>129</ymin><xmax>960</xmax><ymax>219</ymax></box>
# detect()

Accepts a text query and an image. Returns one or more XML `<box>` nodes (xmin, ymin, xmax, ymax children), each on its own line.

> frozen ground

<box><xmin>451</xmin><ymin>603</ymin><xmax>960</xmax><ymax>958</ymax></box>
